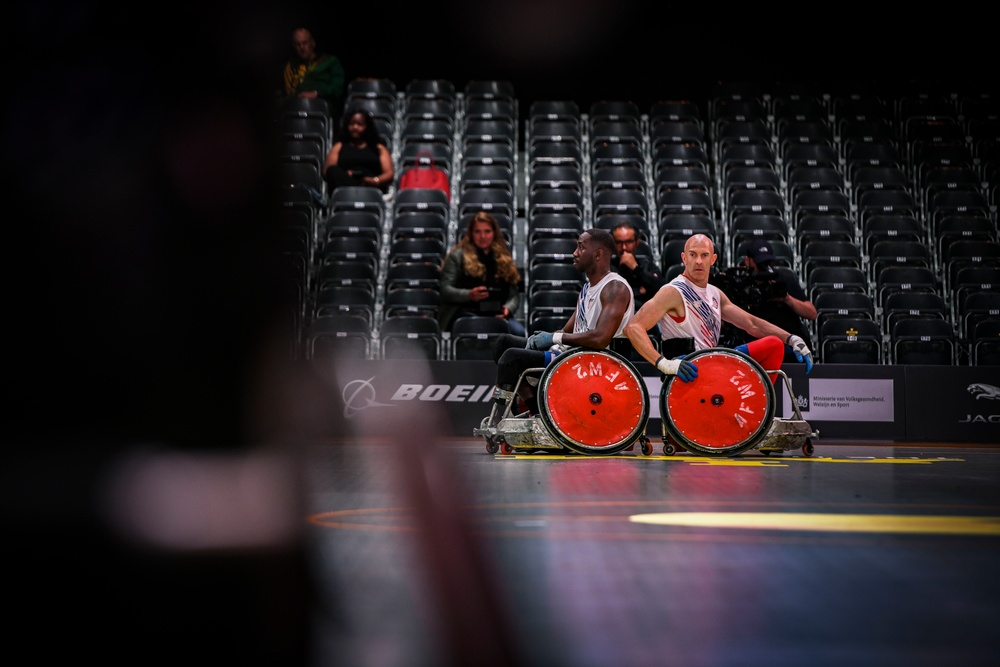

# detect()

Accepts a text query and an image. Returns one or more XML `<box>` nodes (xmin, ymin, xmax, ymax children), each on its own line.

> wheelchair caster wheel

<box><xmin>639</xmin><ymin>436</ymin><xmax>652</xmax><ymax>456</ymax></box>
<box><xmin>485</xmin><ymin>437</ymin><xmax>499</xmax><ymax>454</ymax></box>
<box><xmin>802</xmin><ymin>439</ymin><xmax>815</xmax><ymax>457</ymax></box>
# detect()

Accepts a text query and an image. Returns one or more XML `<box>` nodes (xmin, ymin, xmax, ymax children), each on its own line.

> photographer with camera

<box><xmin>726</xmin><ymin>240</ymin><xmax>817</xmax><ymax>362</ymax></box>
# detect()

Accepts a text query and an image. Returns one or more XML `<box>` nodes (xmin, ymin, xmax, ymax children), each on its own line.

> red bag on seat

<box><xmin>398</xmin><ymin>150</ymin><xmax>450</xmax><ymax>199</ymax></box>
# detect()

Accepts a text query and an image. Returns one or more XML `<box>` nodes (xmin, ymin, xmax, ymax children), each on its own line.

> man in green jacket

<box><xmin>282</xmin><ymin>28</ymin><xmax>345</xmax><ymax>111</ymax></box>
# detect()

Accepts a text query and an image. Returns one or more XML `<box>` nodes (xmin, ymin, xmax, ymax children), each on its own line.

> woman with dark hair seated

<box><xmin>322</xmin><ymin>107</ymin><xmax>393</xmax><ymax>193</ymax></box>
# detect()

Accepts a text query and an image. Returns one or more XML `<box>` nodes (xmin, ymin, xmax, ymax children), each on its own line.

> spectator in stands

<box><xmin>610</xmin><ymin>220</ymin><xmax>665</xmax><ymax>310</ymax></box>
<box><xmin>438</xmin><ymin>211</ymin><xmax>525</xmax><ymax>336</ymax></box>
<box><xmin>484</xmin><ymin>228</ymin><xmax>634</xmax><ymax>425</ymax></box>
<box><xmin>737</xmin><ymin>239</ymin><xmax>817</xmax><ymax>362</ymax></box>
<box><xmin>322</xmin><ymin>107</ymin><xmax>394</xmax><ymax>193</ymax></box>
<box><xmin>624</xmin><ymin>234</ymin><xmax>813</xmax><ymax>387</ymax></box>
<box><xmin>281</xmin><ymin>27</ymin><xmax>345</xmax><ymax>111</ymax></box>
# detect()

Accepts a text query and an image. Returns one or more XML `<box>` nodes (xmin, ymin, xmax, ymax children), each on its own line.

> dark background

<box><xmin>8</xmin><ymin>0</ymin><xmax>992</xmax><ymax>445</ymax></box>
<box><xmin>297</xmin><ymin>1</ymin><xmax>995</xmax><ymax>113</ymax></box>
<box><xmin>2</xmin><ymin>2</ymin><xmax>993</xmax><ymax>664</ymax></box>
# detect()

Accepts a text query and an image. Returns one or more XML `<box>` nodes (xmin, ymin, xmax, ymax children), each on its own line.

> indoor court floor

<box><xmin>304</xmin><ymin>435</ymin><xmax>1000</xmax><ymax>667</ymax></box>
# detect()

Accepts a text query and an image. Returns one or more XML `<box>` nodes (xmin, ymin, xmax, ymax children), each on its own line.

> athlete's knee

<box><xmin>742</xmin><ymin>336</ymin><xmax>785</xmax><ymax>372</ymax></box>
<box><xmin>492</xmin><ymin>333</ymin><xmax>525</xmax><ymax>365</ymax></box>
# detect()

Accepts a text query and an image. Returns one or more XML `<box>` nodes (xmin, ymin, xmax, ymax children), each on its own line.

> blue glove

<box><xmin>656</xmin><ymin>356</ymin><xmax>699</xmax><ymax>382</ymax></box>
<box><xmin>787</xmin><ymin>335</ymin><xmax>814</xmax><ymax>373</ymax></box>
<box><xmin>526</xmin><ymin>331</ymin><xmax>554</xmax><ymax>350</ymax></box>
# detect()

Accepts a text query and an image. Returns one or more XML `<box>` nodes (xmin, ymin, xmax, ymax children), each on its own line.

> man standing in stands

<box><xmin>625</xmin><ymin>234</ymin><xmax>813</xmax><ymax>384</ymax></box>
<box><xmin>282</xmin><ymin>28</ymin><xmax>345</xmax><ymax>112</ymax></box>
<box><xmin>484</xmin><ymin>229</ymin><xmax>634</xmax><ymax>425</ymax></box>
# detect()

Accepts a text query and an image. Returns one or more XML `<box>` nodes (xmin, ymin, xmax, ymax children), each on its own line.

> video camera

<box><xmin>709</xmin><ymin>264</ymin><xmax>787</xmax><ymax>310</ymax></box>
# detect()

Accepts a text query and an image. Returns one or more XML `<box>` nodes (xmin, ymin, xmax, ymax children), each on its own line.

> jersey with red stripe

<box><xmin>657</xmin><ymin>274</ymin><xmax>722</xmax><ymax>350</ymax></box>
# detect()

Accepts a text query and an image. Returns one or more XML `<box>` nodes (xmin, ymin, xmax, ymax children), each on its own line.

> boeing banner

<box><xmin>315</xmin><ymin>357</ymin><xmax>998</xmax><ymax>443</ymax></box>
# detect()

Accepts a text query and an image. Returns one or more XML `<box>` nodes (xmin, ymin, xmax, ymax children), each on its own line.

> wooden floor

<box><xmin>304</xmin><ymin>437</ymin><xmax>1000</xmax><ymax>667</ymax></box>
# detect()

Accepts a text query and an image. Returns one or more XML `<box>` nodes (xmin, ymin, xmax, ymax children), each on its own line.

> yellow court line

<box><xmin>503</xmin><ymin>454</ymin><xmax>965</xmax><ymax>465</ymax></box>
<box><xmin>629</xmin><ymin>512</ymin><xmax>1000</xmax><ymax>535</ymax></box>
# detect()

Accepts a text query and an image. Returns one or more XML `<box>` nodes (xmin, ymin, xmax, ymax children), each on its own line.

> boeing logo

<box><xmin>341</xmin><ymin>378</ymin><xmax>395</xmax><ymax>418</ymax></box>
<box><xmin>341</xmin><ymin>377</ymin><xmax>494</xmax><ymax>419</ymax></box>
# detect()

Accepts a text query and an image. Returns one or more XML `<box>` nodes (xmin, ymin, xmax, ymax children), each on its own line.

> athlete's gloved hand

<box><xmin>788</xmin><ymin>335</ymin><xmax>814</xmax><ymax>373</ymax></box>
<box><xmin>526</xmin><ymin>331</ymin><xmax>554</xmax><ymax>350</ymax></box>
<box><xmin>656</xmin><ymin>356</ymin><xmax>698</xmax><ymax>382</ymax></box>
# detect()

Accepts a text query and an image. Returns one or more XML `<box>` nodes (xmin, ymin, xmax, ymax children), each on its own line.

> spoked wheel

<box><xmin>659</xmin><ymin>348</ymin><xmax>775</xmax><ymax>457</ymax></box>
<box><xmin>538</xmin><ymin>347</ymin><xmax>650</xmax><ymax>455</ymax></box>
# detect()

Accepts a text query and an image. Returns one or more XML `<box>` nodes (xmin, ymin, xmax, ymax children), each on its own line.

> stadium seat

<box><xmin>807</xmin><ymin>266</ymin><xmax>869</xmax><ymax>302</ymax></box>
<box><xmin>958</xmin><ymin>291</ymin><xmax>1000</xmax><ymax>344</ymax></box>
<box><xmin>305</xmin><ymin>314</ymin><xmax>371</xmax><ymax>360</ymax></box>
<box><xmin>450</xmin><ymin>316</ymin><xmax>510</xmax><ymax>361</ymax></box>
<box><xmin>390</xmin><ymin>211</ymin><xmax>449</xmax><ymax>246</ymax></box>
<box><xmin>875</xmin><ymin>266</ymin><xmax>939</xmax><ymax>309</ymax></box>
<box><xmin>890</xmin><ymin>318</ymin><xmax>956</xmax><ymax>365</ymax></box>
<box><xmin>394</xmin><ymin>187</ymin><xmax>450</xmax><ymax>219</ymax></box>
<box><xmin>383</xmin><ymin>287</ymin><xmax>441</xmax><ymax>320</ymax></box>
<box><xmin>819</xmin><ymin>317</ymin><xmax>883</xmax><ymax>364</ymax></box>
<box><xmin>528</xmin><ymin>262</ymin><xmax>585</xmax><ymax>298</ymax></box>
<box><xmin>379</xmin><ymin>315</ymin><xmax>442</xmax><ymax>360</ymax></box>
<box><xmin>385</xmin><ymin>261</ymin><xmax>442</xmax><ymax>293</ymax></box>
<box><xmin>315</xmin><ymin>261</ymin><xmax>378</xmax><ymax>300</ymax></box>
<box><xmin>868</xmin><ymin>240</ymin><xmax>932</xmax><ymax>281</ymax></box>
<box><xmin>861</xmin><ymin>215</ymin><xmax>924</xmax><ymax>256</ymax></box>
<box><xmin>323</xmin><ymin>210</ymin><xmax>383</xmax><ymax>248</ymax></box>
<box><xmin>814</xmin><ymin>291</ymin><xmax>876</xmax><ymax>339</ymax></box>
<box><xmin>528</xmin><ymin>289</ymin><xmax>578</xmax><ymax>330</ymax></box>
<box><xmin>527</xmin><ymin>212</ymin><xmax>584</xmax><ymax>245</ymax></box>
<box><xmin>971</xmin><ymin>319</ymin><xmax>1000</xmax><ymax>366</ymax></box>
<box><xmin>313</xmin><ymin>285</ymin><xmax>376</xmax><ymax>325</ymax></box>
<box><xmin>320</xmin><ymin>236</ymin><xmax>379</xmax><ymax>273</ymax></box>
<box><xmin>801</xmin><ymin>240</ymin><xmax>862</xmax><ymax>281</ymax></box>
<box><xmin>388</xmin><ymin>237</ymin><xmax>447</xmax><ymax>267</ymax></box>
<box><xmin>796</xmin><ymin>214</ymin><xmax>856</xmax><ymax>255</ymax></box>
<box><xmin>528</xmin><ymin>237</ymin><xmax>577</xmax><ymax>270</ymax></box>
<box><xmin>881</xmin><ymin>291</ymin><xmax>948</xmax><ymax>333</ymax></box>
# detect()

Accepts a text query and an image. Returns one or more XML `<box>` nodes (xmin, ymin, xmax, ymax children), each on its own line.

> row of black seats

<box><xmin>290</xmin><ymin>80</ymin><xmax>521</xmax><ymax>361</ymax></box>
<box><xmin>278</xmin><ymin>82</ymin><xmax>996</xmax><ymax>370</ymax></box>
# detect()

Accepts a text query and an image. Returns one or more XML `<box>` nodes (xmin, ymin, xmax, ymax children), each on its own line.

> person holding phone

<box><xmin>438</xmin><ymin>211</ymin><xmax>525</xmax><ymax>335</ymax></box>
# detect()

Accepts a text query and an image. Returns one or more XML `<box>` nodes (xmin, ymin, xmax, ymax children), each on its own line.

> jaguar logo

<box><xmin>968</xmin><ymin>383</ymin><xmax>1000</xmax><ymax>400</ymax></box>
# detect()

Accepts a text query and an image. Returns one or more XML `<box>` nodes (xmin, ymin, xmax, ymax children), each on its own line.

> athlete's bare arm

<box><xmin>719</xmin><ymin>290</ymin><xmax>792</xmax><ymax>342</ymax></box>
<box><xmin>625</xmin><ymin>283</ymin><xmax>684</xmax><ymax>366</ymax></box>
<box><xmin>563</xmin><ymin>281</ymin><xmax>632</xmax><ymax>350</ymax></box>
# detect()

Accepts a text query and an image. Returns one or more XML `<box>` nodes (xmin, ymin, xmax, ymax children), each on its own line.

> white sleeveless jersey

<box><xmin>572</xmin><ymin>272</ymin><xmax>635</xmax><ymax>342</ymax></box>
<box><xmin>657</xmin><ymin>274</ymin><xmax>722</xmax><ymax>349</ymax></box>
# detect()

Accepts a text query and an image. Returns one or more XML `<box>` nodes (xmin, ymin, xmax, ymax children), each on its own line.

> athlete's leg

<box><xmin>487</xmin><ymin>347</ymin><xmax>548</xmax><ymax>423</ymax></box>
<box><xmin>492</xmin><ymin>333</ymin><xmax>527</xmax><ymax>365</ymax></box>
<box><xmin>734</xmin><ymin>336</ymin><xmax>785</xmax><ymax>384</ymax></box>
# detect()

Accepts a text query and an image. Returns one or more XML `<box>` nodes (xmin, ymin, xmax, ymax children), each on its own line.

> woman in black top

<box><xmin>322</xmin><ymin>107</ymin><xmax>393</xmax><ymax>192</ymax></box>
